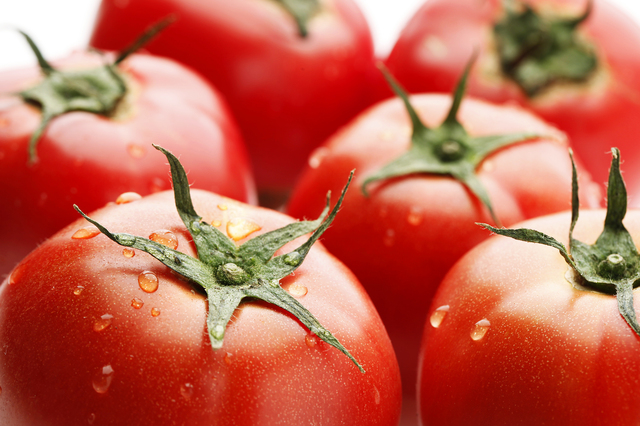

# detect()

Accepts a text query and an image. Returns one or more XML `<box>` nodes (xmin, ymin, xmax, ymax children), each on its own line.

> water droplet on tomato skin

<box><xmin>383</xmin><ymin>229</ymin><xmax>396</xmax><ymax>247</ymax></box>
<box><xmin>8</xmin><ymin>262</ymin><xmax>27</xmax><ymax>285</ymax></box>
<box><xmin>288</xmin><ymin>284</ymin><xmax>308</xmax><ymax>298</ymax></box>
<box><xmin>305</xmin><ymin>333</ymin><xmax>318</xmax><ymax>348</ymax></box>
<box><xmin>73</xmin><ymin>286</ymin><xmax>85</xmax><ymax>296</ymax></box>
<box><xmin>131</xmin><ymin>298</ymin><xmax>144</xmax><ymax>309</ymax></box>
<box><xmin>407</xmin><ymin>207</ymin><xmax>423</xmax><ymax>226</ymax></box>
<box><xmin>224</xmin><ymin>352</ymin><xmax>233</xmax><ymax>365</ymax></box>
<box><xmin>72</xmin><ymin>227</ymin><xmax>100</xmax><ymax>239</ymax></box>
<box><xmin>149</xmin><ymin>230</ymin><xmax>178</xmax><ymax>249</ymax></box>
<box><xmin>373</xmin><ymin>386</ymin><xmax>381</xmax><ymax>405</ymax></box>
<box><xmin>92</xmin><ymin>365</ymin><xmax>114</xmax><ymax>394</ymax></box>
<box><xmin>123</xmin><ymin>248</ymin><xmax>135</xmax><ymax>258</ymax></box>
<box><xmin>127</xmin><ymin>143</ymin><xmax>145</xmax><ymax>158</ymax></box>
<box><xmin>87</xmin><ymin>413</ymin><xmax>96</xmax><ymax>424</ymax></box>
<box><xmin>430</xmin><ymin>305</ymin><xmax>450</xmax><ymax>328</ymax></box>
<box><xmin>471</xmin><ymin>319</ymin><xmax>491</xmax><ymax>341</ymax></box>
<box><xmin>308</xmin><ymin>147</ymin><xmax>330</xmax><ymax>169</ymax></box>
<box><xmin>138</xmin><ymin>271</ymin><xmax>159</xmax><ymax>293</ymax></box>
<box><xmin>94</xmin><ymin>314</ymin><xmax>114</xmax><ymax>332</ymax></box>
<box><xmin>151</xmin><ymin>307</ymin><xmax>161</xmax><ymax>317</ymax></box>
<box><xmin>115</xmin><ymin>192</ymin><xmax>142</xmax><ymax>204</ymax></box>
<box><xmin>227</xmin><ymin>218</ymin><xmax>262</xmax><ymax>241</ymax></box>
<box><xmin>217</xmin><ymin>204</ymin><xmax>228</xmax><ymax>211</ymax></box>
<box><xmin>180</xmin><ymin>383</ymin><xmax>194</xmax><ymax>400</ymax></box>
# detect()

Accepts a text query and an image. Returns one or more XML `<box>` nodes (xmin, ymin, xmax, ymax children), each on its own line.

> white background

<box><xmin>1</xmin><ymin>0</ymin><xmax>639</xmax><ymax>71</ymax></box>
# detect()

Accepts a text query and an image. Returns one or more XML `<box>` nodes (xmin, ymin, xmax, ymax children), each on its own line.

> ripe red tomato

<box><xmin>418</xmin><ymin>168</ymin><xmax>640</xmax><ymax>425</ymax></box>
<box><xmin>0</xmin><ymin>150</ymin><xmax>401</xmax><ymax>425</ymax></box>
<box><xmin>89</xmin><ymin>0</ymin><xmax>379</xmax><ymax>203</ymax></box>
<box><xmin>286</xmin><ymin>89</ymin><xmax>601</xmax><ymax>422</ymax></box>
<box><xmin>384</xmin><ymin>0</ymin><xmax>640</xmax><ymax>202</ymax></box>
<box><xmin>0</xmin><ymin>48</ymin><xmax>255</xmax><ymax>276</ymax></box>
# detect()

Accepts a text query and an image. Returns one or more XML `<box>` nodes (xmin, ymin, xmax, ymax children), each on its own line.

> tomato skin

<box><xmin>89</xmin><ymin>0</ymin><xmax>378</xmax><ymax>196</ymax></box>
<box><xmin>286</xmin><ymin>94</ymin><xmax>601</xmax><ymax>416</ymax></box>
<box><xmin>418</xmin><ymin>210</ymin><xmax>640</xmax><ymax>425</ymax></box>
<box><xmin>0</xmin><ymin>189</ymin><xmax>401</xmax><ymax>425</ymax></box>
<box><xmin>384</xmin><ymin>0</ymin><xmax>640</xmax><ymax>201</ymax></box>
<box><xmin>0</xmin><ymin>51</ymin><xmax>256</xmax><ymax>276</ymax></box>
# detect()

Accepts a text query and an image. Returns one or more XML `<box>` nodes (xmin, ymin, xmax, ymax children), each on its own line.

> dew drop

<box><xmin>149</xmin><ymin>177</ymin><xmax>166</xmax><ymax>193</ymax></box>
<box><xmin>73</xmin><ymin>286</ymin><xmax>85</xmax><ymax>296</ymax></box>
<box><xmin>131</xmin><ymin>298</ymin><xmax>144</xmax><ymax>309</ymax></box>
<box><xmin>217</xmin><ymin>204</ymin><xmax>228</xmax><ymax>211</ymax></box>
<box><xmin>383</xmin><ymin>229</ymin><xmax>396</xmax><ymax>247</ymax></box>
<box><xmin>8</xmin><ymin>263</ymin><xmax>27</xmax><ymax>285</ymax></box>
<box><xmin>308</xmin><ymin>147</ymin><xmax>330</xmax><ymax>169</ymax></box>
<box><xmin>227</xmin><ymin>218</ymin><xmax>262</xmax><ymax>241</ymax></box>
<box><xmin>407</xmin><ymin>207</ymin><xmax>423</xmax><ymax>226</ymax></box>
<box><xmin>471</xmin><ymin>319</ymin><xmax>491</xmax><ymax>341</ymax></box>
<box><xmin>288</xmin><ymin>284</ymin><xmax>308</xmax><ymax>298</ymax></box>
<box><xmin>115</xmin><ymin>192</ymin><xmax>142</xmax><ymax>204</ymax></box>
<box><xmin>87</xmin><ymin>413</ymin><xmax>96</xmax><ymax>425</ymax></box>
<box><xmin>127</xmin><ymin>143</ymin><xmax>145</xmax><ymax>158</ymax></box>
<box><xmin>72</xmin><ymin>227</ymin><xmax>100</xmax><ymax>240</ymax></box>
<box><xmin>224</xmin><ymin>352</ymin><xmax>233</xmax><ymax>365</ymax></box>
<box><xmin>94</xmin><ymin>314</ymin><xmax>113</xmax><ymax>332</ymax></box>
<box><xmin>149</xmin><ymin>229</ymin><xmax>178</xmax><ymax>249</ymax></box>
<box><xmin>373</xmin><ymin>386</ymin><xmax>381</xmax><ymax>405</ymax></box>
<box><xmin>92</xmin><ymin>365</ymin><xmax>114</xmax><ymax>394</ymax></box>
<box><xmin>138</xmin><ymin>271</ymin><xmax>159</xmax><ymax>293</ymax></box>
<box><xmin>151</xmin><ymin>307</ymin><xmax>161</xmax><ymax>317</ymax></box>
<box><xmin>180</xmin><ymin>382</ymin><xmax>194</xmax><ymax>400</ymax></box>
<box><xmin>123</xmin><ymin>248</ymin><xmax>135</xmax><ymax>258</ymax></box>
<box><xmin>430</xmin><ymin>305</ymin><xmax>450</xmax><ymax>328</ymax></box>
<box><xmin>305</xmin><ymin>333</ymin><xmax>318</xmax><ymax>348</ymax></box>
<box><xmin>211</xmin><ymin>220</ymin><xmax>221</xmax><ymax>227</ymax></box>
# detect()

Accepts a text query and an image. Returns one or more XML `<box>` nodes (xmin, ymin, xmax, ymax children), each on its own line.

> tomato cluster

<box><xmin>3</xmin><ymin>1</ymin><xmax>640</xmax><ymax>425</ymax></box>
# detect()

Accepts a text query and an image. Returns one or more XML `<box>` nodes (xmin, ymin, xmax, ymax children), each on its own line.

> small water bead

<box><xmin>224</xmin><ymin>352</ymin><xmax>233</xmax><ymax>365</ymax></box>
<box><xmin>288</xmin><ymin>284</ymin><xmax>308</xmax><ymax>298</ymax></box>
<box><xmin>123</xmin><ymin>248</ymin><xmax>135</xmax><ymax>258</ymax></box>
<box><xmin>407</xmin><ymin>207</ymin><xmax>423</xmax><ymax>226</ymax></box>
<box><xmin>430</xmin><ymin>305</ymin><xmax>450</xmax><ymax>328</ymax></box>
<box><xmin>211</xmin><ymin>220</ymin><xmax>222</xmax><ymax>227</ymax></box>
<box><xmin>149</xmin><ymin>230</ymin><xmax>179</xmax><ymax>250</ymax></box>
<box><xmin>151</xmin><ymin>307</ymin><xmax>161</xmax><ymax>317</ymax></box>
<box><xmin>373</xmin><ymin>386</ymin><xmax>381</xmax><ymax>405</ymax></box>
<box><xmin>383</xmin><ymin>229</ymin><xmax>396</xmax><ymax>247</ymax></box>
<box><xmin>227</xmin><ymin>218</ymin><xmax>262</xmax><ymax>241</ymax></box>
<box><xmin>138</xmin><ymin>271</ymin><xmax>159</xmax><ymax>293</ymax></box>
<box><xmin>131</xmin><ymin>298</ymin><xmax>144</xmax><ymax>309</ymax></box>
<box><xmin>87</xmin><ymin>413</ymin><xmax>96</xmax><ymax>425</ymax></box>
<box><xmin>92</xmin><ymin>365</ymin><xmax>114</xmax><ymax>394</ymax></box>
<box><xmin>127</xmin><ymin>143</ymin><xmax>145</xmax><ymax>158</ymax></box>
<box><xmin>73</xmin><ymin>286</ymin><xmax>85</xmax><ymax>296</ymax></box>
<box><xmin>180</xmin><ymin>383</ymin><xmax>194</xmax><ymax>400</ymax></box>
<box><xmin>305</xmin><ymin>333</ymin><xmax>318</xmax><ymax>348</ymax></box>
<box><xmin>471</xmin><ymin>319</ymin><xmax>491</xmax><ymax>341</ymax></box>
<box><xmin>217</xmin><ymin>204</ymin><xmax>228</xmax><ymax>211</ymax></box>
<box><xmin>94</xmin><ymin>314</ymin><xmax>114</xmax><ymax>332</ymax></box>
<box><xmin>308</xmin><ymin>147</ymin><xmax>330</xmax><ymax>169</ymax></box>
<box><xmin>115</xmin><ymin>192</ymin><xmax>142</xmax><ymax>204</ymax></box>
<box><xmin>72</xmin><ymin>227</ymin><xmax>101</xmax><ymax>239</ymax></box>
<box><xmin>8</xmin><ymin>263</ymin><xmax>27</xmax><ymax>285</ymax></box>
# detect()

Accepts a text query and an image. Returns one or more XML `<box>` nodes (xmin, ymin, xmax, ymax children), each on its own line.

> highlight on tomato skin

<box><xmin>89</xmin><ymin>0</ymin><xmax>381</xmax><ymax>204</ymax></box>
<box><xmin>0</xmin><ymin>146</ymin><xmax>401</xmax><ymax>426</ymax></box>
<box><xmin>0</xmin><ymin>29</ymin><xmax>256</xmax><ymax>277</ymax></box>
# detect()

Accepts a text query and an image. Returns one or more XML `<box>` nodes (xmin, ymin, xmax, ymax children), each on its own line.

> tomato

<box><xmin>89</xmin><ymin>0</ymin><xmax>379</xmax><ymax>204</ymax></box>
<box><xmin>0</xmin><ymin>146</ymin><xmax>401</xmax><ymax>425</ymax></box>
<box><xmin>384</xmin><ymin>0</ymin><xmax>640</xmax><ymax>202</ymax></box>
<box><xmin>418</xmin><ymin>149</ymin><xmax>640</xmax><ymax>425</ymax></box>
<box><xmin>286</xmin><ymin>75</ymin><xmax>601</xmax><ymax>423</ymax></box>
<box><xmin>0</xmin><ymin>41</ymin><xmax>256</xmax><ymax>276</ymax></box>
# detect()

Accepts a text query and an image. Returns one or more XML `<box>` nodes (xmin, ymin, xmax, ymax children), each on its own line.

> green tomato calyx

<box><xmin>479</xmin><ymin>148</ymin><xmax>640</xmax><ymax>337</ymax></box>
<box><xmin>274</xmin><ymin>0</ymin><xmax>320</xmax><ymax>37</ymax></box>
<box><xmin>363</xmin><ymin>56</ymin><xmax>543</xmax><ymax>225</ymax></box>
<box><xmin>16</xmin><ymin>17</ymin><xmax>174</xmax><ymax>164</ymax></box>
<box><xmin>74</xmin><ymin>145</ymin><xmax>364</xmax><ymax>373</ymax></box>
<box><xmin>493</xmin><ymin>0</ymin><xmax>597</xmax><ymax>97</ymax></box>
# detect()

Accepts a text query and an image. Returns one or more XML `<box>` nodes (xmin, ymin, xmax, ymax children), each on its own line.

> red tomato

<box><xmin>0</xmin><ymin>178</ymin><xmax>401</xmax><ymax>425</ymax></box>
<box><xmin>286</xmin><ymin>92</ymin><xmax>601</xmax><ymax>423</ymax></box>
<box><xmin>89</xmin><ymin>0</ymin><xmax>379</xmax><ymax>203</ymax></box>
<box><xmin>384</xmin><ymin>0</ymin><xmax>640</xmax><ymax>202</ymax></box>
<box><xmin>418</xmin><ymin>208</ymin><xmax>640</xmax><ymax>425</ymax></box>
<box><xmin>0</xmin><ymin>50</ymin><xmax>255</xmax><ymax>276</ymax></box>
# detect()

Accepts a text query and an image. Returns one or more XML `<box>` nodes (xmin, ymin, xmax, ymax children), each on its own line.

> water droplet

<box><xmin>373</xmin><ymin>386</ymin><xmax>381</xmax><ymax>405</ymax></box>
<box><xmin>149</xmin><ymin>230</ymin><xmax>178</xmax><ymax>249</ymax></box>
<box><xmin>138</xmin><ymin>271</ymin><xmax>159</xmax><ymax>293</ymax></box>
<box><xmin>407</xmin><ymin>207</ymin><xmax>423</xmax><ymax>226</ymax></box>
<box><xmin>180</xmin><ymin>382</ymin><xmax>194</xmax><ymax>400</ymax></box>
<box><xmin>74</xmin><ymin>286</ymin><xmax>85</xmax><ymax>296</ymax></box>
<box><xmin>305</xmin><ymin>333</ymin><xmax>318</xmax><ymax>348</ymax></box>
<box><xmin>92</xmin><ymin>365</ymin><xmax>114</xmax><ymax>394</ymax></box>
<box><xmin>471</xmin><ymin>319</ymin><xmax>491</xmax><ymax>341</ymax></box>
<box><xmin>422</xmin><ymin>35</ymin><xmax>448</xmax><ymax>59</ymax></box>
<box><xmin>308</xmin><ymin>147</ymin><xmax>330</xmax><ymax>169</ymax></box>
<box><xmin>224</xmin><ymin>352</ymin><xmax>233</xmax><ymax>365</ymax></box>
<box><xmin>127</xmin><ymin>144</ymin><xmax>145</xmax><ymax>158</ymax></box>
<box><xmin>115</xmin><ymin>192</ymin><xmax>142</xmax><ymax>204</ymax></box>
<box><xmin>8</xmin><ymin>263</ymin><xmax>27</xmax><ymax>285</ymax></box>
<box><xmin>72</xmin><ymin>227</ymin><xmax>100</xmax><ymax>239</ymax></box>
<box><xmin>430</xmin><ymin>305</ymin><xmax>450</xmax><ymax>328</ymax></box>
<box><xmin>211</xmin><ymin>220</ymin><xmax>221</xmax><ymax>227</ymax></box>
<box><xmin>217</xmin><ymin>204</ymin><xmax>228</xmax><ymax>211</ymax></box>
<box><xmin>151</xmin><ymin>307</ymin><xmax>161</xmax><ymax>317</ymax></box>
<box><xmin>149</xmin><ymin>177</ymin><xmax>165</xmax><ymax>193</ymax></box>
<box><xmin>288</xmin><ymin>284</ymin><xmax>308</xmax><ymax>298</ymax></box>
<box><xmin>481</xmin><ymin>159</ymin><xmax>495</xmax><ymax>173</ymax></box>
<box><xmin>87</xmin><ymin>413</ymin><xmax>96</xmax><ymax>425</ymax></box>
<box><xmin>131</xmin><ymin>298</ymin><xmax>144</xmax><ymax>309</ymax></box>
<box><xmin>94</xmin><ymin>314</ymin><xmax>113</xmax><ymax>332</ymax></box>
<box><xmin>378</xmin><ymin>130</ymin><xmax>395</xmax><ymax>142</ymax></box>
<box><xmin>227</xmin><ymin>218</ymin><xmax>262</xmax><ymax>241</ymax></box>
<box><xmin>123</xmin><ymin>248</ymin><xmax>135</xmax><ymax>258</ymax></box>
<box><xmin>383</xmin><ymin>229</ymin><xmax>396</xmax><ymax>247</ymax></box>
<box><xmin>283</xmin><ymin>252</ymin><xmax>301</xmax><ymax>266</ymax></box>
